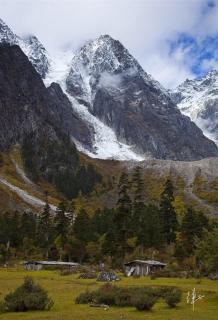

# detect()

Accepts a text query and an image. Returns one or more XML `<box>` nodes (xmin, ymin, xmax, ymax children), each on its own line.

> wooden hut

<box><xmin>23</xmin><ymin>260</ymin><xmax>80</xmax><ymax>271</ymax></box>
<box><xmin>124</xmin><ymin>260</ymin><xmax>166</xmax><ymax>276</ymax></box>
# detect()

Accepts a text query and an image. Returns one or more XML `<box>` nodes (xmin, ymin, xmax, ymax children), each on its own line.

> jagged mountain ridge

<box><xmin>170</xmin><ymin>70</ymin><xmax>218</xmax><ymax>144</ymax></box>
<box><xmin>1</xmin><ymin>18</ymin><xmax>218</xmax><ymax>161</ymax></box>
<box><xmin>66</xmin><ymin>35</ymin><xmax>169</xmax><ymax>105</ymax></box>
<box><xmin>0</xmin><ymin>18</ymin><xmax>144</xmax><ymax>161</ymax></box>
<box><xmin>66</xmin><ymin>35</ymin><xmax>218</xmax><ymax>160</ymax></box>
<box><xmin>0</xmin><ymin>18</ymin><xmax>50</xmax><ymax>78</ymax></box>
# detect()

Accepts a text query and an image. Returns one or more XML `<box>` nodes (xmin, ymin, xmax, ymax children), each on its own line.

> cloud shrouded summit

<box><xmin>0</xmin><ymin>0</ymin><xmax>218</xmax><ymax>88</ymax></box>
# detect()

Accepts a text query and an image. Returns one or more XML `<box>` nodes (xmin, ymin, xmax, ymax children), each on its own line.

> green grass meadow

<box><xmin>0</xmin><ymin>268</ymin><xmax>217</xmax><ymax>320</ymax></box>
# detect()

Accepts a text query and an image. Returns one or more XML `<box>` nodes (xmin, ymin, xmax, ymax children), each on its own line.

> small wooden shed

<box><xmin>23</xmin><ymin>260</ymin><xmax>80</xmax><ymax>271</ymax></box>
<box><xmin>124</xmin><ymin>260</ymin><xmax>166</xmax><ymax>276</ymax></box>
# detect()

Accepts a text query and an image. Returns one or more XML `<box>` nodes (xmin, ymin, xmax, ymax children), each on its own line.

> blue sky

<box><xmin>168</xmin><ymin>0</ymin><xmax>218</xmax><ymax>80</ymax></box>
<box><xmin>0</xmin><ymin>0</ymin><xmax>218</xmax><ymax>88</ymax></box>
<box><xmin>169</xmin><ymin>34</ymin><xmax>218</xmax><ymax>78</ymax></box>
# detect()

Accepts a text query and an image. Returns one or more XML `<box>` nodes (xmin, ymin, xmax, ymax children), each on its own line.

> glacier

<box><xmin>44</xmin><ymin>51</ymin><xmax>144</xmax><ymax>161</ymax></box>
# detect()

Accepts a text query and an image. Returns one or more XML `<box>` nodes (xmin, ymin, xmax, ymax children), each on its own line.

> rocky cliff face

<box><xmin>47</xmin><ymin>82</ymin><xmax>93</xmax><ymax>149</ymax></box>
<box><xmin>0</xmin><ymin>43</ymin><xmax>92</xmax><ymax>151</ymax></box>
<box><xmin>66</xmin><ymin>35</ymin><xmax>218</xmax><ymax>160</ymax></box>
<box><xmin>170</xmin><ymin>70</ymin><xmax>218</xmax><ymax>144</ymax></box>
<box><xmin>0</xmin><ymin>18</ymin><xmax>50</xmax><ymax>78</ymax></box>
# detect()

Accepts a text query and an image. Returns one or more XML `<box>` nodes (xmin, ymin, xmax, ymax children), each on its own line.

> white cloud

<box><xmin>98</xmin><ymin>72</ymin><xmax>123</xmax><ymax>88</ymax></box>
<box><xmin>145</xmin><ymin>53</ymin><xmax>194</xmax><ymax>89</ymax></box>
<box><xmin>0</xmin><ymin>0</ymin><xmax>218</xmax><ymax>88</ymax></box>
<box><xmin>201</xmin><ymin>58</ymin><xmax>218</xmax><ymax>72</ymax></box>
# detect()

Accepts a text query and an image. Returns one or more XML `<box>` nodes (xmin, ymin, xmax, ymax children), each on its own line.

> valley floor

<box><xmin>0</xmin><ymin>268</ymin><xmax>217</xmax><ymax>320</ymax></box>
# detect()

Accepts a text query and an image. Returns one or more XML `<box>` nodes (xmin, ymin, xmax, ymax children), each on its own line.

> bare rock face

<box><xmin>47</xmin><ymin>82</ymin><xmax>93</xmax><ymax>149</ymax></box>
<box><xmin>66</xmin><ymin>35</ymin><xmax>218</xmax><ymax>160</ymax></box>
<box><xmin>0</xmin><ymin>44</ymin><xmax>92</xmax><ymax>151</ymax></box>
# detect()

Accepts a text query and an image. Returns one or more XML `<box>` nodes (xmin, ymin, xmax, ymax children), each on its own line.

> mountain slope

<box><xmin>170</xmin><ymin>70</ymin><xmax>218</xmax><ymax>144</ymax></box>
<box><xmin>45</xmin><ymin>51</ymin><xmax>144</xmax><ymax>161</ymax></box>
<box><xmin>0</xmin><ymin>18</ymin><xmax>50</xmax><ymax>78</ymax></box>
<box><xmin>65</xmin><ymin>35</ymin><xmax>218</xmax><ymax>160</ymax></box>
<box><xmin>0</xmin><ymin>43</ymin><xmax>102</xmax><ymax>199</ymax></box>
<box><xmin>0</xmin><ymin>43</ymin><xmax>93</xmax><ymax>151</ymax></box>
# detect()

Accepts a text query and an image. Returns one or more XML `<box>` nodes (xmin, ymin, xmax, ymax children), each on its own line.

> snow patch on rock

<box><xmin>171</xmin><ymin>70</ymin><xmax>218</xmax><ymax>144</ymax></box>
<box><xmin>44</xmin><ymin>50</ymin><xmax>144</xmax><ymax>161</ymax></box>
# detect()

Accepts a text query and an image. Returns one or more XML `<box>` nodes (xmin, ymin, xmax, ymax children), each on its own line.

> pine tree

<box><xmin>113</xmin><ymin>172</ymin><xmax>132</xmax><ymax>259</ymax></box>
<box><xmin>67</xmin><ymin>200</ymin><xmax>76</xmax><ymax>236</ymax></box>
<box><xmin>37</xmin><ymin>202</ymin><xmax>53</xmax><ymax>259</ymax></box>
<box><xmin>131</xmin><ymin>166</ymin><xmax>145</xmax><ymax>233</ymax></box>
<box><xmin>91</xmin><ymin>208</ymin><xmax>114</xmax><ymax>237</ymax></box>
<box><xmin>195</xmin><ymin>228</ymin><xmax>218</xmax><ymax>273</ymax></box>
<box><xmin>132</xmin><ymin>166</ymin><xmax>144</xmax><ymax>202</ymax></box>
<box><xmin>102</xmin><ymin>227</ymin><xmax>117</xmax><ymax>264</ymax></box>
<box><xmin>181</xmin><ymin>207</ymin><xmax>209</xmax><ymax>254</ymax></box>
<box><xmin>160</xmin><ymin>179</ymin><xmax>178</xmax><ymax>244</ymax></box>
<box><xmin>73</xmin><ymin>209</ymin><xmax>92</xmax><ymax>243</ymax></box>
<box><xmin>137</xmin><ymin>204</ymin><xmax>163</xmax><ymax>249</ymax></box>
<box><xmin>54</xmin><ymin>202</ymin><xmax>70</xmax><ymax>260</ymax></box>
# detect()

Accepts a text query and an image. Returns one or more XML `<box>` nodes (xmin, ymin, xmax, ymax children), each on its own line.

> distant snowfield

<box><xmin>172</xmin><ymin>70</ymin><xmax>218</xmax><ymax>146</ymax></box>
<box><xmin>44</xmin><ymin>51</ymin><xmax>144</xmax><ymax>161</ymax></box>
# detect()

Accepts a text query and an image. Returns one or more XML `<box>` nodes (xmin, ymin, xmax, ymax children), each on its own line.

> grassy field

<box><xmin>0</xmin><ymin>268</ymin><xmax>217</xmax><ymax>320</ymax></box>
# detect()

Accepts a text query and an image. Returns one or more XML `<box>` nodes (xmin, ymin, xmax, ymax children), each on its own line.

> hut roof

<box><xmin>124</xmin><ymin>260</ymin><xmax>166</xmax><ymax>266</ymax></box>
<box><xmin>24</xmin><ymin>260</ymin><xmax>80</xmax><ymax>266</ymax></box>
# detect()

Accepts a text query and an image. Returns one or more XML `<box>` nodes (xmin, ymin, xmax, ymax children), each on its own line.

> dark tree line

<box><xmin>0</xmin><ymin>167</ymin><xmax>211</xmax><ymax>268</ymax></box>
<box><xmin>21</xmin><ymin>133</ymin><xmax>102</xmax><ymax>199</ymax></box>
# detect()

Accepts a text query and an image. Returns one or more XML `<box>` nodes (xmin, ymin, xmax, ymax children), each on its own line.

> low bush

<box><xmin>131</xmin><ymin>292</ymin><xmax>158</xmax><ymax>311</ymax></box>
<box><xmin>114</xmin><ymin>288</ymin><xmax>133</xmax><ymax>307</ymax></box>
<box><xmin>97</xmin><ymin>284</ymin><xmax>118</xmax><ymax>305</ymax></box>
<box><xmin>164</xmin><ymin>288</ymin><xmax>182</xmax><ymax>308</ymax></box>
<box><xmin>0</xmin><ymin>277</ymin><xmax>53</xmax><ymax>312</ymax></box>
<box><xmin>75</xmin><ymin>290</ymin><xmax>97</xmax><ymax>304</ymax></box>
<box><xmin>76</xmin><ymin>284</ymin><xmax>182</xmax><ymax>311</ymax></box>
<box><xmin>154</xmin><ymin>286</ymin><xmax>175</xmax><ymax>298</ymax></box>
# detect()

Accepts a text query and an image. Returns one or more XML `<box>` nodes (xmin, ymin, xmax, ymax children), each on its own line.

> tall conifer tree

<box><xmin>37</xmin><ymin>202</ymin><xmax>52</xmax><ymax>258</ymax></box>
<box><xmin>160</xmin><ymin>179</ymin><xmax>178</xmax><ymax>244</ymax></box>
<box><xmin>131</xmin><ymin>166</ymin><xmax>145</xmax><ymax>233</ymax></box>
<box><xmin>113</xmin><ymin>172</ymin><xmax>132</xmax><ymax>259</ymax></box>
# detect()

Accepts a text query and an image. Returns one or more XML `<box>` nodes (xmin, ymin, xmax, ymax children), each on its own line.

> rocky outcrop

<box><xmin>66</xmin><ymin>35</ymin><xmax>218</xmax><ymax>160</ymax></box>
<box><xmin>0</xmin><ymin>43</ymin><xmax>92</xmax><ymax>151</ymax></box>
<box><xmin>47</xmin><ymin>82</ymin><xmax>93</xmax><ymax>149</ymax></box>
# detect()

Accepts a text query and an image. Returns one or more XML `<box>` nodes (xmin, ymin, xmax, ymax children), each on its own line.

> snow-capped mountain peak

<box><xmin>0</xmin><ymin>18</ymin><xmax>50</xmax><ymax>78</ymax></box>
<box><xmin>66</xmin><ymin>34</ymin><xmax>169</xmax><ymax>105</ymax></box>
<box><xmin>20</xmin><ymin>34</ymin><xmax>50</xmax><ymax>78</ymax></box>
<box><xmin>171</xmin><ymin>69</ymin><xmax>218</xmax><ymax>143</ymax></box>
<box><xmin>1</xmin><ymin>20</ymin><xmax>217</xmax><ymax>162</ymax></box>
<box><xmin>0</xmin><ymin>18</ymin><xmax>18</xmax><ymax>44</ymax></box>
<box><xmin>64</xmin><ymin>34</ymin><xmax>218</xmax><ymax>161</ymax></box>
